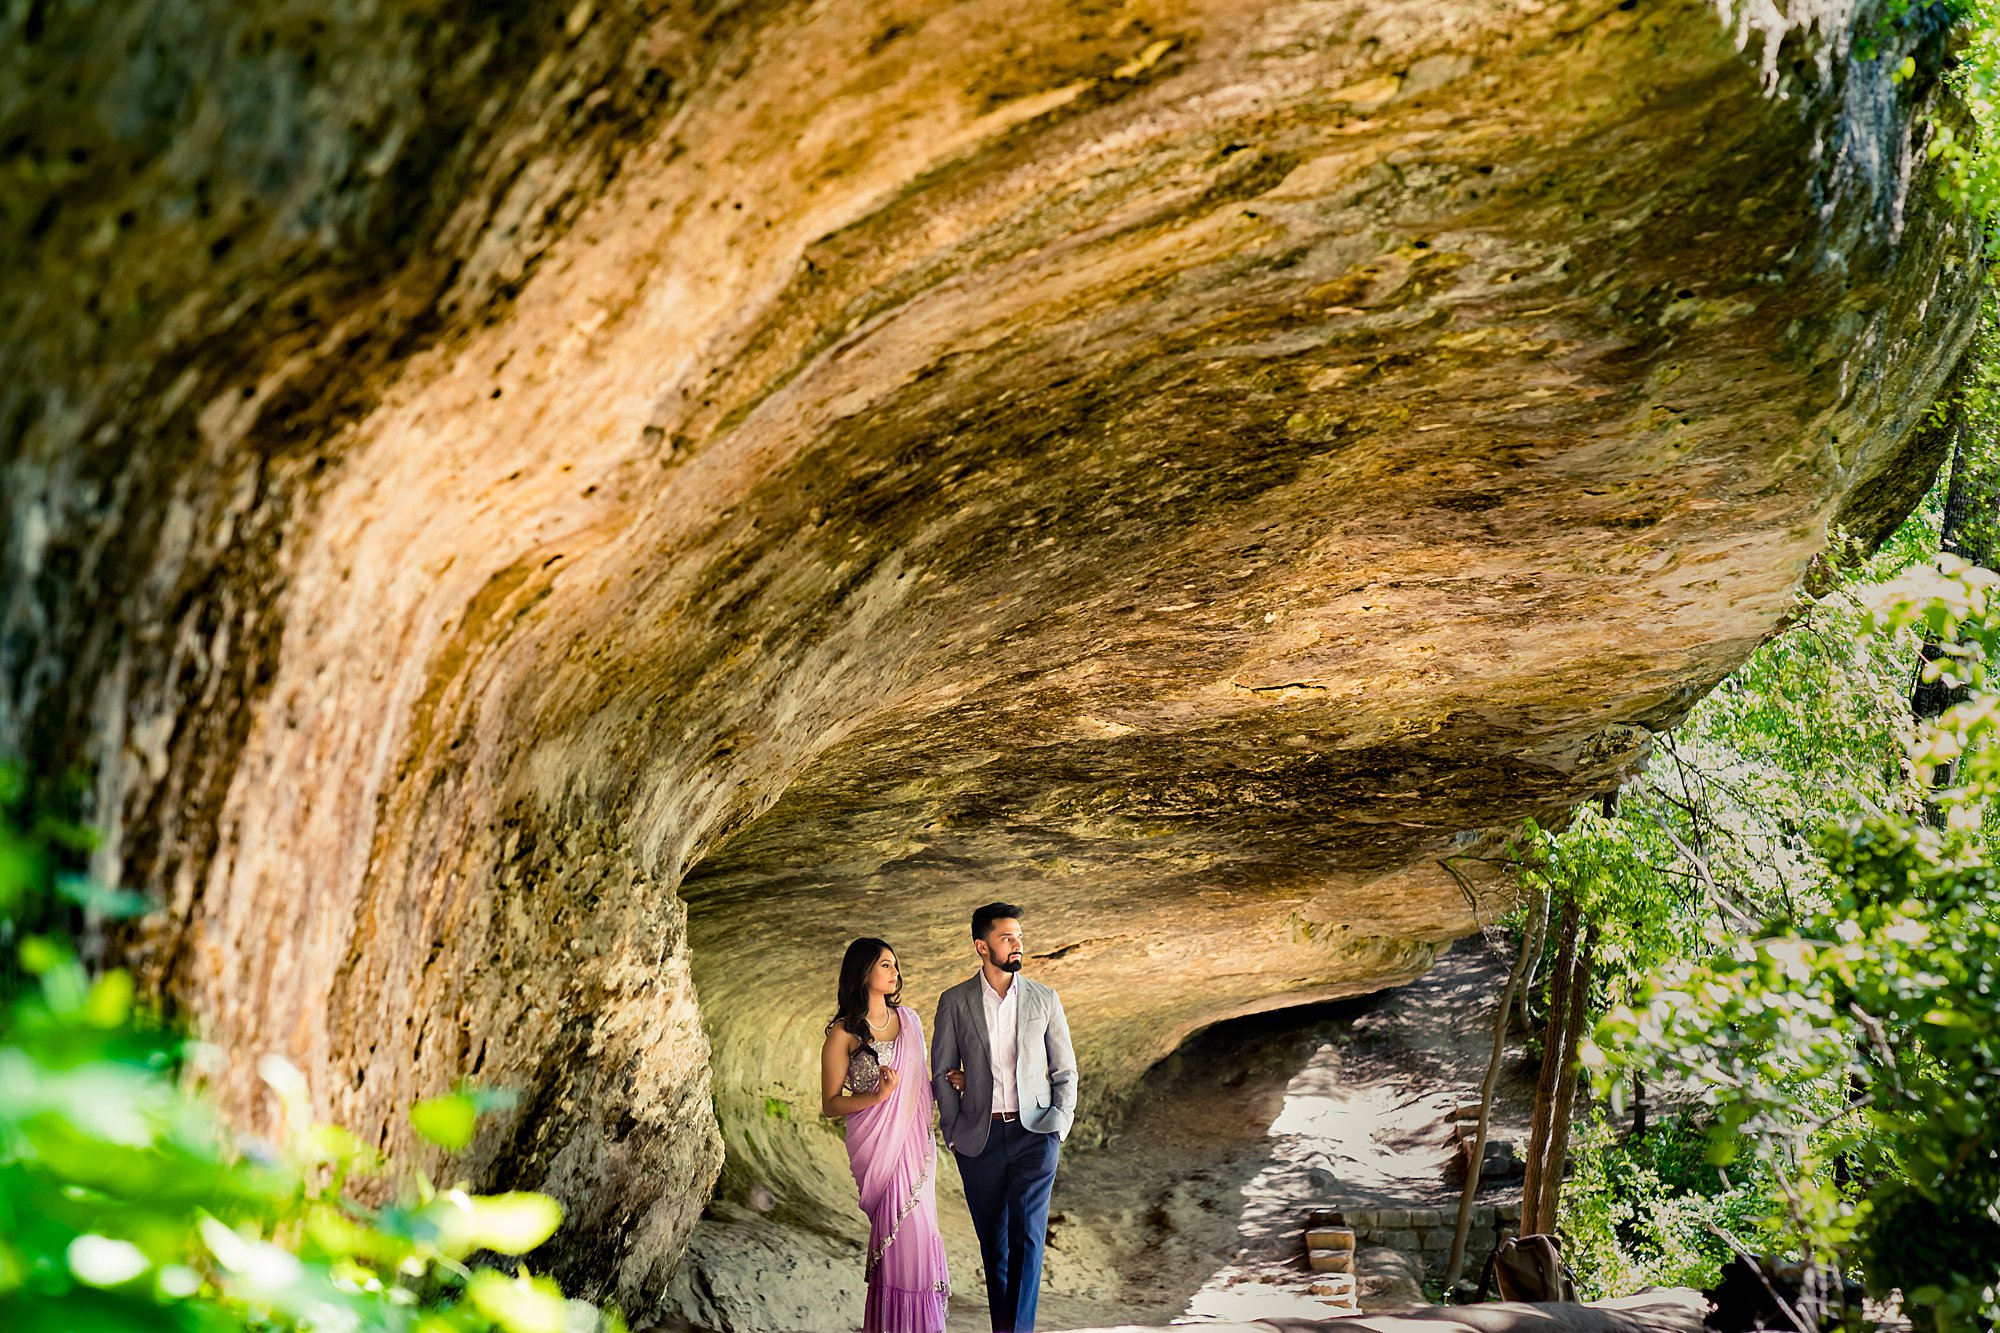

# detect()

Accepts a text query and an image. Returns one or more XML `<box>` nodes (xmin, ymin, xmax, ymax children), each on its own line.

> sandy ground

<box><xmin>664</xmin><ymin>936</ymin><xmax>1536</xmax><ymax>1332</ymax></box>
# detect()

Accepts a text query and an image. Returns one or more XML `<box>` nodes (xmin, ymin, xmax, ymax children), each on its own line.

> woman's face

<box><xmin>869</xmin><ymin>949</ymin><xmax>901</xmax><ymax>998</ymax></box>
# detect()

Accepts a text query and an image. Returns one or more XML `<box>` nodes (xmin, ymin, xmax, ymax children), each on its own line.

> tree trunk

<box><xmin>1447</xmin><ymin>885</ymin><xmax>1549</xmax><ymax>1287</ymax></box>
<box><xmin>1911</xmin><ymin>338</ymin><xmax>1997</xmax><ymax>819</ymax></box>
<box><xmin>1533</xmin><ymin>922</ymin><xmax>1599</xmax><ymax>1237</ymax></box>
<box><xmin>1911</xmin><ymin>401</ymin><xmax>1974</xmax><ymax>719</ymax></box>
<box><xmin>1515</xmin><ymin>900</ymin><xmax>1550</xmax><ymax>1038</ymax></box>
<box><xmin>1521</xmin><ymin>894</ymin><xmax>1582</xmax><ymax>1234</ymax></box>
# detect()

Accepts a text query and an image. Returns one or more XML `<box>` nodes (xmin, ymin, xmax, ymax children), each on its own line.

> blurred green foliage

<box><xmin>0</xmin><ymin>771</ymin><xmax>623</xmax><ymax>1333</ymax></box>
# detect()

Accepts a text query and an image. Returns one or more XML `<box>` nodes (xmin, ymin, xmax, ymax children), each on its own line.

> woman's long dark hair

<box><xmin>827</xmin><ymin>937</ymin><xmax>901</xmax><ymax>1043</ymax></box>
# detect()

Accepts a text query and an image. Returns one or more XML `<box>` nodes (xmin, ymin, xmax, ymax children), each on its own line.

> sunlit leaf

<box><xmin>257</xmin><ymin>1054</ymin><xmax>311</xmax><ymax>1119</ymax></box>
<box><xmin>411</xmin><ymin>1093</ymin><xmax>478</xmax><ymax>1150</ymax></box>
<box><xmin>18</xmin><ymin>935</ymin><xmax>63</xmax><ymax>976</ymax></box>
<box><xmin>463</xmin><ymin>1192</ymin><xmax>563</xmax><ymax>1256</ymax></box>
<box><xmin>299</xmin><ymin>1122</ymin><xmax>368</xmax><ymax>1170</ymax></box>
<box><xmin>465</xmin><ymin>1268</ymin><xmax>570</xmax><ymax>1333</ymax></box>
<box><xmin>66</xmin><ymin>1235</ymin><xmax>150</xmax><ymax>1287</ymax></box>
<box><xmin>82</xmin><ymin>970</ymin><xmax>134</xmax><ymax>1029</ymax></box>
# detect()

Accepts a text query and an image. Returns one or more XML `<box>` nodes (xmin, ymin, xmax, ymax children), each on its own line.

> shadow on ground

<box><xmin>1037</xmin><ymin>935</ymin><xmax>1535</xmax><ymax>1328</ymax></box>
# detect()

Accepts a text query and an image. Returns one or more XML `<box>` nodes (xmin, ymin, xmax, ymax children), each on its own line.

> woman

<box><xmin>821</xmin><ymin>937</ymin><xmax>950</xmax><ymax>1333</ymax></box>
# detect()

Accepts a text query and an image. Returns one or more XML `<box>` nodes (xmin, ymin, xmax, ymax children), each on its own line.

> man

<box><xmin>931</xmin><ymin>902</ymin><xmax>1079</xmax><ymax>1333</ymax></box>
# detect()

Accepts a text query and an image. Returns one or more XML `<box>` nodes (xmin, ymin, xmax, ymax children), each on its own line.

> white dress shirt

<box><xmin>980</xmin><ymin>971</ymin><xmax>1020</xmax><ymax>1114</ymax></box>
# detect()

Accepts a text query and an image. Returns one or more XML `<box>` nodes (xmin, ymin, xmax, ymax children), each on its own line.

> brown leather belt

<box><xmin>991</xmin><ymin>1111</ymin><xmax>1019</xmax><ymax>1123</ymax></box>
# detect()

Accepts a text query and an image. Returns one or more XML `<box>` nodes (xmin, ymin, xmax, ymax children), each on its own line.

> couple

<box><xmin>818</xmin><ymin>902</ymin><xmax>1080</xmax><ymax>1333</ymax></box>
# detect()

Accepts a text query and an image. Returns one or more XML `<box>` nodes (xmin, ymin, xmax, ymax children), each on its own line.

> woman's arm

<box><xmin>821</xmin><ymin>1028</ymin><xmax>897</xmax><ymax>1117</ymax></box>
<box><xmin>930</xmin><ymin>994</ymin><xmax>963</xmax><ymax>1108</ymax></box>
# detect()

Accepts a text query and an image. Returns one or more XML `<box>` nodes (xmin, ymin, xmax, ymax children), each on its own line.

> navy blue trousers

<box><xmin>952</xmin><ymin>1118</ymin><xmax>1060</xmax><ymax>1333</ymax></box>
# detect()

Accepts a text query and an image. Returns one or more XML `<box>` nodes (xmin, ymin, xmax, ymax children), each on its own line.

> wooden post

<box><xmin>1445</xmin><ymin>885</ymin><xmax>1546</xmax><ymax>1289</ymax></box>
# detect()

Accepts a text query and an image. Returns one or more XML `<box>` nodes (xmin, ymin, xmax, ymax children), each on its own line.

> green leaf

<box><xmin>465</xmin><ymin>1269</ymin><xmax>570</xmax><ymax>1333</ymax></box>
<box><xmin>82</xmin><ymin>970</ymin><xmax>134</xmax><ymax>1029</ymax></box>
<box><xmin>463</xmin><ymin>1193</ymin><xmax>564</xmax><ymax>1255</ymax></box>
<box><xmin>0</xmin><ymin>842</ymin><xmax>41</xmax><ymax>912</ymax></box>
<box><xmin>18</xmin><ymin>935</ymin><xmax>64</xmax><ymax>975</ymax></box>
<box><xmin>299</xmin><ymin>1122</ymin><xmax>368</xmax><ymax>1170</ymax></box>
<box><xmin>411</xmin><ymin>1094</ymin><xmax>478</xmax><ymax>1150</ymax></box>
<box><xmin>56</xmin><ymin>875</ymin><xmax>152</xmax><ymax>920</ymax></box>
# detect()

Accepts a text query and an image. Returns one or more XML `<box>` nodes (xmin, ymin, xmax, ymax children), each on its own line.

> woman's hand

<box><xmin>945</xmin><ymin>1068</ymin><xmax>965</xmax><ymax>1093</ymax></box>
<box><xmin>875</xmin><ymin>1066</ymin><xmax>900</xmax><ymax>1103</ymax></box>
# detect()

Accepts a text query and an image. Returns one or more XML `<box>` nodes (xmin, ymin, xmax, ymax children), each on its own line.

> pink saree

<box><xmin>844</xmin><ymin>1005</ymin><xmax>950</xmax><ymax>1333</ymax></box>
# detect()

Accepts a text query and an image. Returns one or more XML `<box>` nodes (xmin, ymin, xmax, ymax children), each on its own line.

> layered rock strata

<box><xmin>0</xmin><ymin>0</ymin><xmax>1980</xmax><ymax>1315</ymax></box>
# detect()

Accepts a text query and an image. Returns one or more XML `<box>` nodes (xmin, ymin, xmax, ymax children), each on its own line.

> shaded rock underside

<box><xmin>0</xmin><ymin>0</ymin><xmax>1981</xmax><ymax>1317</ymax></box>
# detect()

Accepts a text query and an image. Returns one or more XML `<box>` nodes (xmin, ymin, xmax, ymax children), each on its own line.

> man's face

<box><xmin>977</xmin><ymin>918</ymin><xmax>1024</xmax><ymax>973</ymax></box>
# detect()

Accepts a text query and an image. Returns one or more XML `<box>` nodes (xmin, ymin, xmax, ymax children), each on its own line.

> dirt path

<box><xmin>1033</xmin><ymin>936</ymin><xmax>1535</xmax><ymax>1329</ymax></box>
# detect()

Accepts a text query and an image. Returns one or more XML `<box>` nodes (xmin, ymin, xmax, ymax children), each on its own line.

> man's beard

<box><xmin>997</xmin><ymin>955</ymin><xmax>1023</xmax><ymax>973</ymax></box>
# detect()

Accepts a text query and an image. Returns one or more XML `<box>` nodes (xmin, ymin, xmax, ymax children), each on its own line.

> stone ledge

<box><xmin>1315</xmin><ymin>1200</ymin><xmax>1523</xmax><ymax>1281</ymax></box>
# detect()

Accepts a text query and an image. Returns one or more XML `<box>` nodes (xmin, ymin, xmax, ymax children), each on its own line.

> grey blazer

<box><xmin>930</xmin><ymin>972</ymin><xmax>1078</xmax><ymax>1157</ymax></box>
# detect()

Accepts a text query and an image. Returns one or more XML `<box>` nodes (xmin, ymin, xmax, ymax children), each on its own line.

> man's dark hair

<box><xmin>972</xmin><ymin>901</ymin><xmax>1025</xmax><ymax>941</ymax></box>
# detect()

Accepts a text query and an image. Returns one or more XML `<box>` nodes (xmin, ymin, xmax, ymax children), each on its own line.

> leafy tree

<box><xmin>1561</xmin><ymin>1111</ymin><xmax>1768</xmax><ymax>1296</ymax></box>
<box><xmin>1523</xmin><ymin>459</ymin><xmax>1964</xmax><ymax>1299</ymax></box>
<box><xmin>1593</xmin><ymin>560</ymin><xmax>2000</xmax><ymax>1331</ymax></box>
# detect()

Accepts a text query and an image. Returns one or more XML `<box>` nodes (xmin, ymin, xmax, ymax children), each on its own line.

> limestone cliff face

<box><xmin>0</xmin><ymin>0</ymin><xmax>1980</xmax><ymax>1313</ymax></box>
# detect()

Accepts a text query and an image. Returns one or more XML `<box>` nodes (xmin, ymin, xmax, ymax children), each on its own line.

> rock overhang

<box><xmin>0</xmin><ymin>0</ymin><xmax>1982</xmax><ymax>1312</ymax></box>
